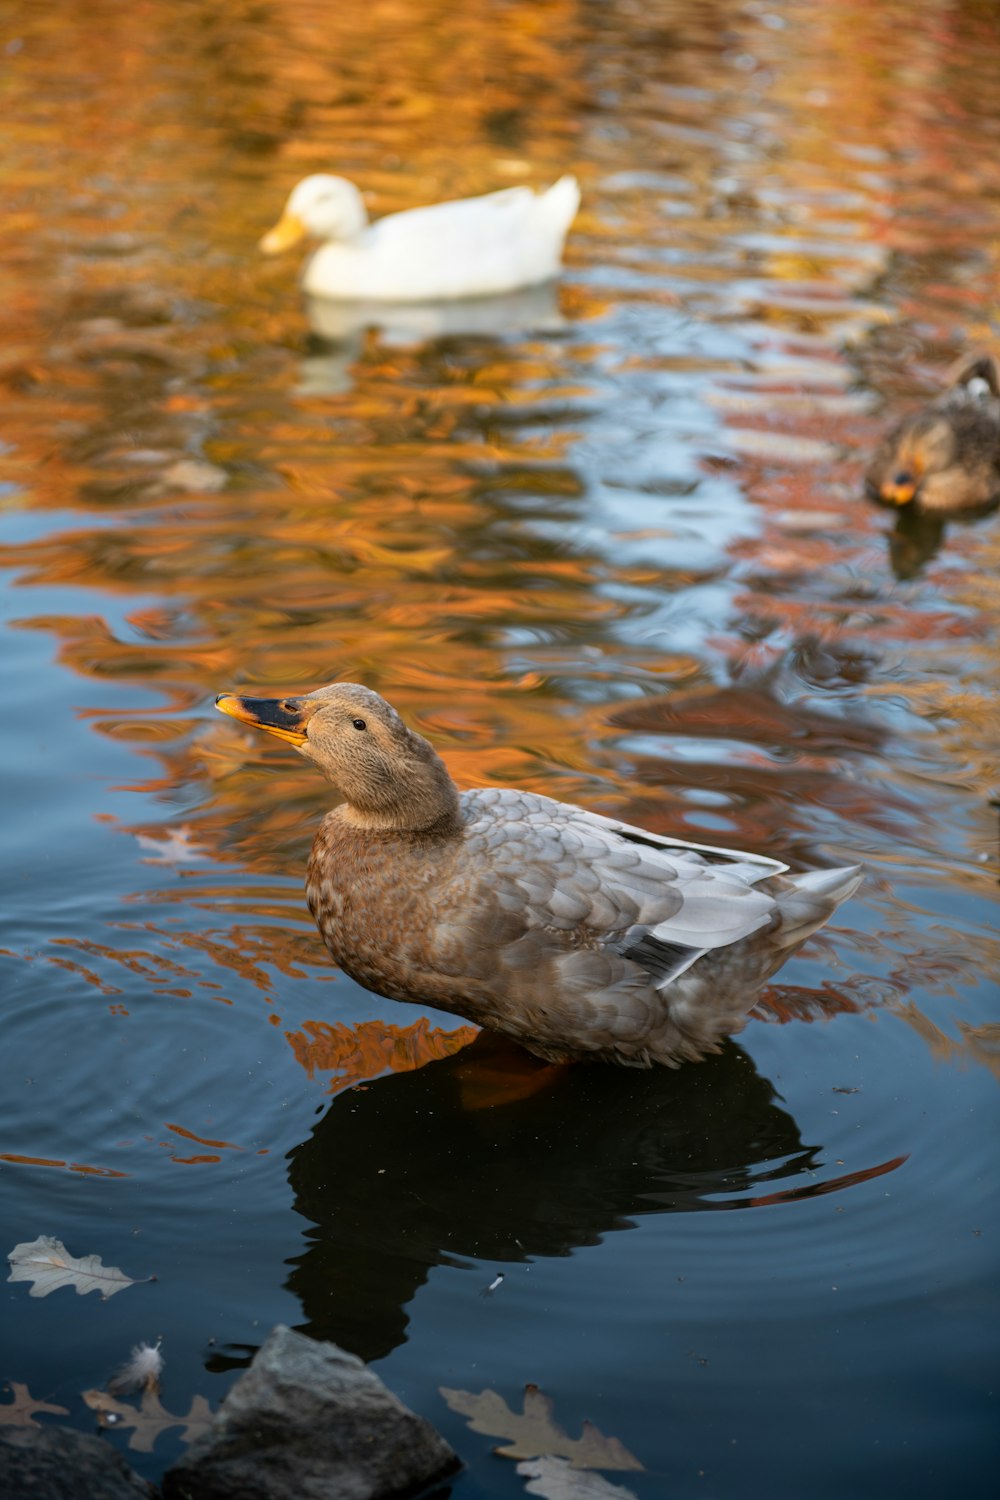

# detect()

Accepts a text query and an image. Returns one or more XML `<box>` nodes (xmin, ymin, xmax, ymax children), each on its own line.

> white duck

<box><xmin>259</xmin><ymin>173</ymin><xmax>581</xmax><ymax>303</ymax></box>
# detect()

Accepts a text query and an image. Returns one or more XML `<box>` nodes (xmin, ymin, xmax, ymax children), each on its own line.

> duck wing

<box><xmin>463</xmin><ymin>789</ymin><xmax>786</xmax><ymax>987</ymax></box>
<box><xmin>442</xmin><ymin>790</ymin><xmax>862</xmax><ymax>1064</ymax></box>
<box><xmin>335</xmin><ymin>178</ymin><xmax>580</xmax><ymax>301</ymax></box>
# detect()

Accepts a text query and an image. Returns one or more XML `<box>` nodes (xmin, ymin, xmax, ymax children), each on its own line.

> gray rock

<box><xmin>0</xmin><ymin>1425</ymin><xmax>155</xmax><ymax>1500</ymax></box>
<box><xmin>162</xmin><ymin>1325</ymin><xmax>458</xmax><ymax>1500</ymax></box>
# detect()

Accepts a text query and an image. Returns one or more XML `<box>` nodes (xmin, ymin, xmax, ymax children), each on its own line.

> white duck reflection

<box><xmin>297</xmin><ymin>281</ymin><xmax>567</xmax><ymax>394</ymax></box>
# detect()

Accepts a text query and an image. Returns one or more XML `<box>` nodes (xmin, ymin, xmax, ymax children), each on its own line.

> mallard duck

<box><xmin>866</xmin><ymin>354</ymin><xmax>1000</xmax><ymax>515</ymax></box>
<box><xmin>216</xmin><ymin>683</ymin><xmax>862</xmax><ymax>1069</ymax></box>
<box><xmin>259</xmin><ymin>173</ymin><xmax>581</xmax><ymax>303</ymax></box>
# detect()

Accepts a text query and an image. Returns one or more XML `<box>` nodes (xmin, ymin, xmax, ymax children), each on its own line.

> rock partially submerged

<box><xmin>0</xmin><ymin>1426</ymin><xmax>155</xmax><ymax>1500</ymax></box>
<box><xmin>162</xmin><ymin>1325</ymin><xmax>458</xmax><ymax>1500</ymax></box>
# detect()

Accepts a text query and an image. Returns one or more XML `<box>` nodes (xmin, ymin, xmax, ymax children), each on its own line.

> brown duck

<box><xmin>866</xmin><ymin>353</ymin><xmax>1000</xmax><ymax>515</ymax></box>
<box><xmin>217</xmin><ymin>683</ymin><xmax>862</xmax><ymax>1068</ymax></box>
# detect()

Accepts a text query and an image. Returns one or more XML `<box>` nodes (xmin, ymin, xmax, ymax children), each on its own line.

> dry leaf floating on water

<box><xmin>160</xmin><ymin>458</ymin><xmax>228</xmax><ymax>493</ymax></box>
<box><xmin>82</xmin><ymin>1388</ymin><xmax>213</xmax><ymax>1453</ymax></box>
<box><xmin>517</xmin><ymin>1456</ymin><xmax>640</xmax><ymax>1500</ymax></box>
<box><xmin>439</xmin><ymin>1384</ymin><xmax>644</xmax><ymax>1470</ymax></box>
<box><xmin>0</xmin><ymin>1382</ymin><xmax>70</xmax><ymax>1428</ymax></box>
<box><xmin>7</xmin><ymin>1236</ymin><xmax>152</xmax><ymax>1300</ymax></box>
<box><xmin>135</xmin><ymin>826</ymin><xmax>208</xmax><ymax>865</ymax></box>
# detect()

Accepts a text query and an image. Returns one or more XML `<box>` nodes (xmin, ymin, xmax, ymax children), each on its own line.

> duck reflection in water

<box><xmin>886</xmin><ymin>507</ymin><xmax>947</xmax><ymax>581</ymax></box>
<box><xmin>296</xmin><ymin>283</ymin><xmax>565</xmax><ymax>395</ymax></box>
<box><xmin>281</xmin><ymin>1032</ymin><xmax>815</xmax><ymax>1363</ymax></box>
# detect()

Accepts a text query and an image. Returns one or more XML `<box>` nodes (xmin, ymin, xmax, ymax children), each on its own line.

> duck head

<box><xmin>259</xmin><ymin>175</ymin><xmax>369</xmax><ymax>255</ymax></box>
<box><xmin>216</xmin><ymin>682</ymin><xmax>461</xmax><ymax>833</ymax></box>
<box><xmin>867</xmin><ymin>353</ymin><xmax>1000</xmax><ymax>512</ymax></box>
<box><xmin>869</xmin><ymin>414</ymin><xmax>957</xmax><ymax>507</ymax></box>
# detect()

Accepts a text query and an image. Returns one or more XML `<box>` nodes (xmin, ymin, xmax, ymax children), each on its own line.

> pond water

<box><xmin>1</xmin><ymin>0</ymin><xmax>998</xmax><ymax>1495</ymax></box>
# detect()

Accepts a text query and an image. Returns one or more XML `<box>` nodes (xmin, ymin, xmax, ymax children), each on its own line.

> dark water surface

<box><xmin>1</xmin><ymin>1</ymin><xmax>998</xmax><ymax>1494</ymax></box>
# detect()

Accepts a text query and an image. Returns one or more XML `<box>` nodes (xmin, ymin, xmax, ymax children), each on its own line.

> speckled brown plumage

<box><xmin>217</xmin><ymin>683</ymin><xmax>863</xmax><ymax>1069</ymax></box>
<box><xmin>866</xmin><ymin>354</ymin><xmax>1000</xmax><ymax>516</ymax></box>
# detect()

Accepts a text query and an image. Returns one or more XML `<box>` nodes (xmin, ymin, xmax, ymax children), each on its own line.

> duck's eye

<box><xmin>352</xmin><ymin>718</ymin><xmax>367</xmax><ymax>731</ymax></box>
<box><xmin>894</xmin><ymin>470</ymin><xmax>913</xmax><ymax>486</ymax></box>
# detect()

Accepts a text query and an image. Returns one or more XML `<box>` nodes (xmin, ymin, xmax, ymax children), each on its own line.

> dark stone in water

<box><xmin>162</xmin><ymin>1325</ymin><xmax>459</xmax><ymax>1500</ymax></box>
<box><xmin>0</xmin><ymin>1426</ymin><xmax>155</xmax><ymax>1500</ymax></box>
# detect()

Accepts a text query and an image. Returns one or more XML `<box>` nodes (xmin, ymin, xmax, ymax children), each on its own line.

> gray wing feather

<box><xmin>594</xmin><ymin>810</ymin><xmax>789</xmax><ymax>879</ymax></box>
<box><xmin>617</xmin><ymin>928</ymin><xmax>704</xmax><ymax>986</ymax></box>
<box><xmin>463</xmin><ymin>790</ymin><xmax>783</xmax><ymax>984</ymax></box>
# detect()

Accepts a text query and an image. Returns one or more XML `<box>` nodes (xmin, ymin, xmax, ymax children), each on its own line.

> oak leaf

<box><xmin>518</xmin><ymin>1456</ymin><xmax>640</xmax><ymax>1499</ymax></box>
<box><xmin>0</xmin><ymin>1381</ymin><xmax>70</xmax><ymax>1427</ymax></box>
<box><xmin>7</xmin><ymin>1236</ymin><xmax>150</xmax><ymax>1300</ymax></box>
<box><xmin>82</xmin><ymin>1388</ymin><xmax>213</xmax><ymax>1453</ymax></box>
<box><xmin>439</xmin><ymin>1384</ymin><xmax>643</xmax><ymax>1470</ymax></box>
<box><xmin>135</xmin><ymin>826</ymin><xmax>207</xmax><ymax>865</ymax></box>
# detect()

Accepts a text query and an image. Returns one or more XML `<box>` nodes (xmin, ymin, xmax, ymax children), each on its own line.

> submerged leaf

<box><xmin>7</xmin><ymin>1236</ymin><xmax>151</xmax><ymax>1300</ymax></box>
<box><xmin>0</xmin><ymin>1382</ymin><xmax>70</xmax><ymax>1428</ymax></box>
<box><xmin>518</xmin><ymin>1456</ymin><xmax>640</xmax><ymax>1499</ymax></box>
<box><xmin>439</xmin><ymin>1384</ymin><xmax>643</xmax><ymax>1470</ymax></box>
<box><xmin>82</xmin><ymin>1388</ymin><xmax>213</xmax><ymax>1453</ymax></box>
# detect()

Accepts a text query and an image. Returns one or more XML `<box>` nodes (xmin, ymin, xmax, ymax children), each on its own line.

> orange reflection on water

<box><xmin>164</xmin><ymin>1124</ymin><xmax>244</xmax><ymax>1151</ymax></box>
<box><xmin>755</xmin><ymin>982</ymin><xmax>866</xmax><ymax>1027</ymax></box>
<box><xmin>0</xmin><ymin>1154</ymin><xmax>128</xmax><ymax>1178</ymax></box>
<box><xmin>286</xmin><ymin>1016</ymin><xmax>479</xmax><ymax>1093</ymax></box>
<box><xmin>890</xmin><ymin>1004</ymin><xmax>1000</xmax><ymax>1083</ymax></box>
<box><xmin>746</xmin><ymin>1153</ymin><xmax>909</xmax><ymax>1209</ymax></box>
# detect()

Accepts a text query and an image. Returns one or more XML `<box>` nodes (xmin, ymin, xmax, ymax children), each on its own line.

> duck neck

<box><xmin>330</xmin><ymin>184</ymin><xmax>368</xmax><ymax>242</ymax></box>
<box><xmin>335</xmin><ymin>736</ymin><xmax>463</xmax><ymax>838</ymax></box>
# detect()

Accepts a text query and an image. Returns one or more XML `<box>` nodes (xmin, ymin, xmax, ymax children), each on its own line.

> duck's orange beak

<box><xmin>215</xmin><ymin>693</ymin><xmax>314</xmax><ymax>747</ymax></box>
<box><xmin>259</xmin><ymin>211</ymin><xmax>307</xmax><ymax>256</ymax></box>
<box><xmin>880</xmin><ymin>478</ymin><xmax>917</xmax><ymax>506</ymax></box>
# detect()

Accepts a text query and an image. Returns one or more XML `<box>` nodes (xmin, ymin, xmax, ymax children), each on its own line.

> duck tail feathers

<box><xmin>772</xmin><ymin>864</ymin><xmax>864</xmax><ymax>949</ymax></box>
<box><xmin>946</xmin><ymin>351</ymin><xmax>1000</xmax><ymax>396</ymax></box>
<box><xmin>544</xmin><ymin>174</ymin><xmax>582</xmax><ymax>230</ymax></box>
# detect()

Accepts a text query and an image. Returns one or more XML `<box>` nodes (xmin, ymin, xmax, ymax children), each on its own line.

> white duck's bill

<box><xmin>259</xmin><ymin>211</ymin><xmax>308</xmax><ymax>256</ymax></box>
